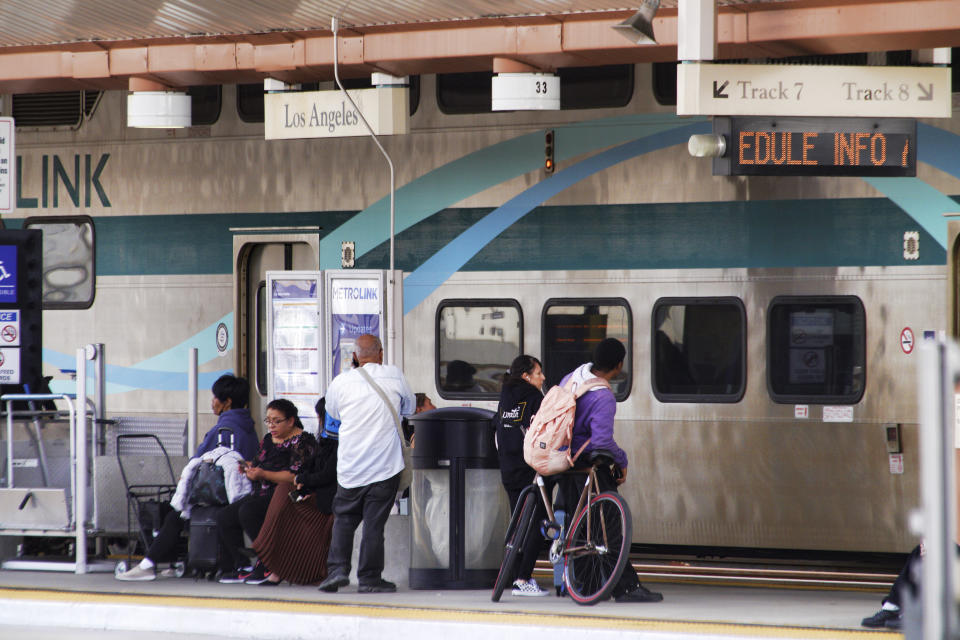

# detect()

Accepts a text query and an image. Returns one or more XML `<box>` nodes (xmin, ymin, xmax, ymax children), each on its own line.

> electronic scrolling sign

<box><xmin>712</xmin><ymin>117</ymin><xmax>916</xmax><ymax>177</ymax></box>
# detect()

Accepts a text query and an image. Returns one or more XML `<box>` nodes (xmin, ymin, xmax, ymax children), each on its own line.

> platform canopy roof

<box><xmin>0</xmin><ymin>0</ymin><xmax>955</xmax><ymax>93</ymax></box>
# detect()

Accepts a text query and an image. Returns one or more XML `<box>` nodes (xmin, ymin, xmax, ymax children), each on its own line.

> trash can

<box><xmin>407</xmin><ymin>407</ymin><xmax>509</xmax><ymax>589</ymax></box>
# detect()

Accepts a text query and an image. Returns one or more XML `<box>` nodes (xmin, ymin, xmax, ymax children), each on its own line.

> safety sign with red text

<box><xmin>0</xmin><ymin>310</ymin><xmax>19</xmax><ymax>346</ymax></box>
<box><xmin>0</xmin><ymin>347</ymin><xmax>20</xmax><ymax>383</ymax></box>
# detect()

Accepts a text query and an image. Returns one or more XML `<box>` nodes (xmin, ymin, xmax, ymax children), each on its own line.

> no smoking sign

<box><xmin>0</xmin><ymin>310</ymin><xmax>19</xmax><ymax>346</ymax></box>
<box><xmin>901</xmin><ymin>327</ymin><xmax>914</xmax><ymax>354</ymax></box>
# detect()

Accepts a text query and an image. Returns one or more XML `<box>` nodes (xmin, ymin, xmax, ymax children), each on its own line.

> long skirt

<box><xmin>252</xmin><ymin>482</ymin><xmax>335</xmax><ymax>585</ymax></box>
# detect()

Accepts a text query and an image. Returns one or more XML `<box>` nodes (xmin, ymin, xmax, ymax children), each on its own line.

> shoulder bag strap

<box><xmin>356</xmin><ymin>366</ymin><xmax>406</xmax><ymax>445</ymax></box>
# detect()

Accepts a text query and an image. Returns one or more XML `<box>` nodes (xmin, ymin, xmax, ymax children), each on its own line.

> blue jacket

<box><xmin>196</xmin><ymin>408</ymin><xmax>258</xmax><ymax>461</ymax></box>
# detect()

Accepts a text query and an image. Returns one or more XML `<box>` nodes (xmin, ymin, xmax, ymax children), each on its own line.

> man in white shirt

<box><xmin>318</xmin><ymin>334</ymin><xmax>415</xmax><ymax>593</ymax></box>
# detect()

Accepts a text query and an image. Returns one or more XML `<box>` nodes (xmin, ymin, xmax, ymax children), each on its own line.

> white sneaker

<box><xmin>511</xmin><ymin>578</ymin><xmax>549</xmax><ymax>597</ymax></box>
<box><xmin>116</xmin><ymin>565</ymin><xmax>156</xmax><ymax>581</ymax></box>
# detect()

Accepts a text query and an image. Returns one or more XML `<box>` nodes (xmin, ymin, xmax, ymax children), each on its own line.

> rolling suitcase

<box><xmin>186</xmin><ymin>428</ymin><xmax>235</xmax><ymax>577</ymax></box>
<box><xmin>188</xmin><ymin>505</ymin><xmax>222</xmax><ymax>576</ymax></box>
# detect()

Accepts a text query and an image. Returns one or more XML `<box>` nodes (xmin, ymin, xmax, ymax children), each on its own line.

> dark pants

<box><xmin>146</xmin><ymin>509</ymin><xmax>185</xmax><ymax>564</ymax></box>
<box><xmin>886</xmin><ymin>544</ymin><xmax>922</xmax><ymax>608</ymax></box>
<box><xmin>216</xmin><ymin>492</ymin><xmax>272</xmax><ymax>571</ymax></box>
<box><xmin>326</xmin><ymin>472</ymin><xmax>401</xmax><ymax>585</ymax></box>
<box><xmin>556</xmin><ymin>464</ymin><xmax>640</xmax><ymax>597</ymax></box>
<box><xmin>506</xmin><ymin>484</ymin><xmax>548</xmax><ymax>582</ymax></box>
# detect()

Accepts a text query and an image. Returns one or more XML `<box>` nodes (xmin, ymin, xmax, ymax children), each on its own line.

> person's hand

<box><xmin>244</xmin><ymin>466</ymin><xmax>263</xmax><ymax>481</ymax></box>
<box><xmin>615</xmin><ymin>466</ymin><xmax>628</xmax><ymax>485</ymax></box>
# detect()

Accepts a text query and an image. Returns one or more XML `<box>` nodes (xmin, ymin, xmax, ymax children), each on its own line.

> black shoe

<box><xmin>885</xmin><ymin>616</ymin><xmax>903</xmax><ymax>630</ymax></box>
<box><xmin>861</xmin><ymin>609</ymin><xmax>900</xmax><ymax>628</ymax></box>
<box><xmin>318</xmin><ymin>572</ymin><xmax>349</xmax><ymax>592</ymax></box>
<box><xmin>243</xmin><ymin>563</ymin><xmax>273</xmax><ymax>585</ymax></box>
<box><xmin>358</xmin><ymin>579</ymin><xmax>397</xmax><ymax>593</ymax></box>
<box><xmin>615</xmin><ymin>584</ymin><xmax>663</xmax><ymax>603</ymax></box>
<box><xmin>218</xmin><ymin>571</ymin><xmax>245</xmax><ymax>584</ymax></box>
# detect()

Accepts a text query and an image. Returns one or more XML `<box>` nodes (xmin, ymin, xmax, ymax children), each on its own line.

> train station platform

<box><xmin>0</xmin><ymin>567</ymin><xmax>893</xmax><ymax>640</ymax></box>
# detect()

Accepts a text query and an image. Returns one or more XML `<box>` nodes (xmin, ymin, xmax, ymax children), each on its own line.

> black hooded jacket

<box><xmin>495</xmin><ymin>378</ymin><xmax>543</xmax><ymax>489</ymax></box>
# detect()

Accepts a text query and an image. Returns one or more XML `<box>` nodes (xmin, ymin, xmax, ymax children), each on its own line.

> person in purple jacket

<box><xmin>558</xmin><ymin>338</ymin><xmax>663</xmax><ymax>603</ymax></box>
<box><xmin>117</xmin><ymin>374</ymin><xmax>256</xmax><ymax>581</ymax></box>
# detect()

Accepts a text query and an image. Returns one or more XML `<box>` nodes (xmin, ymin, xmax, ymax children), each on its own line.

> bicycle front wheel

<box><xmin>563</xmin><ymin>491</ymin><xmax>632</xmax><ymax>606</ymax></box>
<box><xmin>491</xmin><ymin>490</ymin><xmax>537</xmax><ymax>602</ymax></box>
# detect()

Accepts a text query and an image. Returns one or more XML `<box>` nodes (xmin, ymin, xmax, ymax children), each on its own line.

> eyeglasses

<box><xmin>264</xmin><ymin>416</ymin><xmax>290</xmax><ymax>426</ymax></box>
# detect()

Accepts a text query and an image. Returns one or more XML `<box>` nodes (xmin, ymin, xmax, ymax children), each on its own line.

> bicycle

<box><xmin>491</xmin><ymin>449</ymin><xmax>632</xmax><ymax>606</ymax></box>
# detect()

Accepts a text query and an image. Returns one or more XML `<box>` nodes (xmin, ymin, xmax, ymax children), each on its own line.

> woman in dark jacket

<box><xmin>495</xmin><ymin>354</ymin><xmax>547</xmax><ymax>597</ymax></box>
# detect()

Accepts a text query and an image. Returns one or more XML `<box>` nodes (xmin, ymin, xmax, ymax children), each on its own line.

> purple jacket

<box><xmin>560</xmin><ymin>365</ymin><xmax>628</xmax><ymax>469</ymax></box>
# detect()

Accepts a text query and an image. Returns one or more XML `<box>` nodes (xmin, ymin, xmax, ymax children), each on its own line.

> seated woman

<box><xmin>245</xmin><ymin>397</ymin><xmax>339</xmax><ymax>585</ymax></box>
<box><xmin>116</xmin><ymin>374</ymin><xmax>257</xmax><ymax>581</ymax></box>
<box><xmin>216</xmin><ymin>398</ymin><xmax>317</xmax><ymax>583</ymax></box>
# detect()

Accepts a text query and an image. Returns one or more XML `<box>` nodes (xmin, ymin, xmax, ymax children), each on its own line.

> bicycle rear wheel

<box><xmin>563</xmin><ymin>491</ymin><xmax>632</xmax><ymax>606</ymax></box>
<box><xmin>491</xmin><ymin>490</ymin><xmax>537</xmax><ymax>602</ymax></box>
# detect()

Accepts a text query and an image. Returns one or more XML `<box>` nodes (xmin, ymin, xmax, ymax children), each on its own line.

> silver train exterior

<box><xmin>6</xmin><ymin>67</ymin><xmax>959</xmax><ymax>553</ymax></box>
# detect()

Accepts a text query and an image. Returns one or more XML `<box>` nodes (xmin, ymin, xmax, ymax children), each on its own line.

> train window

<box><xmin>188</xmin><ymin>85</ymin><xmax>221</xmax><ymax>126</ymax></box>
<box><xmin>651</xmin><ymin>298</ymin><xmax>745</xmax><ymax>403</ymax></box>
<box><xmin>256</xmin><ymin>280</ymin><xmax>267</xmax><ymax>396</ymax></box>
<box><xmin>437</xmin><ymin>71</ymin><xmax>492</xmax><ymax>114</ymax></box>
<box><xmin>767</xmin><ymin>296</ymin><xmax>866</xmax><ymax>404</ymax></box>
<box><xmin>436</xmin><ymin>300</ymin><xmax>523</xmax><ymax>399</ymax></box>
<box><xmin>239</xmin><ymin>78</ymin><xmax>421</xmax><ymax>120</ymax></box>
<box><xmin>23</xmin><ymin>215</ymin><xmax>95</xmax><ymax>310</ymax></box>
<box><xmin>652</xmin><ymin>62</ymin><xmax>677</xmax><ymax>106</ymax></box>
<box><xmin>542</xmin><ymin>299</ymin><xmax>631</xmax><ymax>401</ymax></box>
<box><xmin>559</xmin><ymin>65</ymin><xmax>633</xmax><ymax>109</ymax></box>
<box><xmin>237</xmin><ymin>84</ymin><xmax>264</xmax><ymax>123</ymax></box>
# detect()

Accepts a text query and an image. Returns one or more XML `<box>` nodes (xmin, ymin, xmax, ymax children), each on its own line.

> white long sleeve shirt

<box><xmin>325</xmin><ymin>362</ymin><xmax>415</xmax><ymax>488</ymax></box>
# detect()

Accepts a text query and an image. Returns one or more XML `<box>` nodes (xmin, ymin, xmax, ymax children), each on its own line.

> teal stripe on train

<box><xmin>357</xmin><ymin>198</ymin><xmax>946</xmax><ymax>272</ymax></box>
<box><xmin>317</xmin><ymin>113</ymin><xmax>705</xmax><ymax>271</ymax></box>
<box><xmin>43</xmin><ymin>312</ymin><xmax>234</xmax><ymax>394</ymax></box>
<box><xmin>10</xmin><ymin>198</ymin><xmax>945</xmax><ymax>278</ymax></box>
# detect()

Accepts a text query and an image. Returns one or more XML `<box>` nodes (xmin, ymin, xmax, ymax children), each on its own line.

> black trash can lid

<box><xmin>407</xmin><ymin>406</ymin><xmax>494</xmax><ymax>424</ymax></box>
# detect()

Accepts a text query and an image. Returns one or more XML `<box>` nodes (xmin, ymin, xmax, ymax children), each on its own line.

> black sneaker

<box><xmin>861</xmin><ymin>609</ymin><xmax>900</xmax><ymax>628</ymax></box>
<box><xmin>614</xmin><ymin>584</ymin><xmax>663</xmax><ymax>603</ymax></box>
<box><xmin>243</xmin><ymin>563</ymin><xmax>273</xmax><ymax>585</ymax></box>
<box><xmin>318</xmin><ymin>572</ymin><xmax>349</xmax><ymax>593</ymax></box>
<box><xmin>358</xmin><ymin>579</ymin><xmax>396</xmax><ymax>593</ymax></box>
<box><xmin>218</xmin><ymin>571</ymin><xmax>245</xmax><ymax>584</ymax></box>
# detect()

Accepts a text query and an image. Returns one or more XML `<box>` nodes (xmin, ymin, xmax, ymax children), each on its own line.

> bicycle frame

<box><xmin>535</xmin><ymin>466</ymin><xmax>608</xmax><ymax>557</ymax></box>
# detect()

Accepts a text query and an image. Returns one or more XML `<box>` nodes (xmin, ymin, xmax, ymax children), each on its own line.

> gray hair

<box><xmin>355</xmin><ymin>334</ymin><xmax>383</xmax><ymax>360</ymax></box>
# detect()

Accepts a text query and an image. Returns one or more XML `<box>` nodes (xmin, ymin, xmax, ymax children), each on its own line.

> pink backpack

<box><xmin>523</xmin><ymin>376</ymin><xmax>611</xmax><ymax>476</ymax></box>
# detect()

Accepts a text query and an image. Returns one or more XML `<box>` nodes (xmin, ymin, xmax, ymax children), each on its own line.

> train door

<box><xmin>949</xmin><ymin>220</ymin><xmax>960</xmax><ymax>338</ymax></box>
<box><xmin>233</xmin><ymin>232</ymin><xmax>320</xmax><ymax>429</ymax></box>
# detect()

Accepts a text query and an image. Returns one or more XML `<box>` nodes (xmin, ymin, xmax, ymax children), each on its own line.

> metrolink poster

<box><xmin>329</xmin><ymin>277</ymin><xmax>381</xmax><ymax>377</ymax></box>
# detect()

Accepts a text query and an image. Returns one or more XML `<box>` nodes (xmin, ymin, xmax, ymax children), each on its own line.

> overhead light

<box><xmin>688</xmin><ymin>134</ymin><xmax>727</xmax><ymax>158</ymax></box>
<box><xmin>612</xmin><ymin>0</ymin><xmax>661</xmax><ymax>46</ymax></box>
<box><xmin>127</xmin><ymin>91</ymin><xmax>191</xmax><ymax>128</ymax></box>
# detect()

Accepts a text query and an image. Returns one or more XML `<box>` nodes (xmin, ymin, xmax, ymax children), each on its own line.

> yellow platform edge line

<box><xmin>0</xmin><ymin>587</ymin><xmax>894</xmax><ymax>639</ymax></box>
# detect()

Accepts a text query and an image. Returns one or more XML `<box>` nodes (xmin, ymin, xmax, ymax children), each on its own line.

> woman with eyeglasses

<box><xmin>246</xmin><ymin>397</ymin><xmax>340</xmax><ymax>586</ymax></box>
<box><xmin>215</xmin><ymin>398</ymin><xmax>318</xmax><ymax>584</ymax></box>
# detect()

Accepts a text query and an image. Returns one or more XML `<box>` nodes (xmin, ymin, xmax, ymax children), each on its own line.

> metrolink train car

<box><xmin>5</xmin><ymin>60</ymin><xmax>960</xmax><ymax>556</ymax></box>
